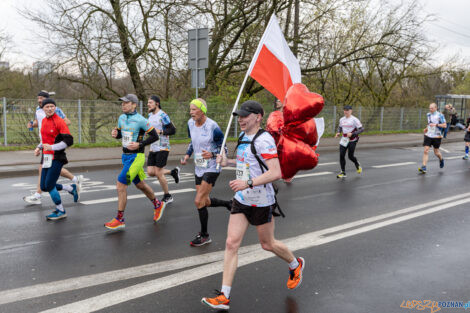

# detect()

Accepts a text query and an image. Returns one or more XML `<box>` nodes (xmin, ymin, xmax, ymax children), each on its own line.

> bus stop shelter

<box><xmin>435</xmin><ymin>94</ymin><xmax>470</xmax><ymax>119</ymax></box>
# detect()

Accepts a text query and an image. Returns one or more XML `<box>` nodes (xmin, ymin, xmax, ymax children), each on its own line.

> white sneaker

<box><xmin>76</xmin><ymin>175</ymin><xmax>83</xmax><ymax>200</ymax></box>
<box><xmin>23</xmin><ymin>194</ymin><xmax>42</xmax><ymax>205</ymax></box>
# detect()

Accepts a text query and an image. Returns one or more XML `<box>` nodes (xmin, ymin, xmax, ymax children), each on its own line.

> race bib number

<box><xmin>236</xmin><ymin>162</ymin><xmax>250</xmax><ymax>180</ymax></box>
<box><xmin>122</xmin><ymin>131</ymin><xmax>133</xmax><ymax>148</ymax></box>
<box><xmin>428</xmin><ymin>125</ymin><xmax>436</xmax><ymax>134</ymax></box>
<box><xmin>340</xmin><ymin>136</ymin><xmax>350</xmax><ymax>147</ymax></box>
<box><xmin>42</xmin><ymin>154</ymin><xmax>52</xmax><ymax>168</ymax></box>
<box><xmin>194</xmin><ymin>153</ymin><xmax>208</xmax><ymax>168</ymax></box>
<box><xmin>159</xmin><ymin>136</ymin><xmax>170</xmax><ymax>148</ymax></box>
<box><xmin>241</xmin><ymin>188</ymin><xmax>269</xmax><ymax>206</ymax></box>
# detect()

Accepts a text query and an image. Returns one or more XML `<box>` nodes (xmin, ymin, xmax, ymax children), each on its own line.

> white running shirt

<box><xmin>234</xmin><ymin>131</ymin><xmax>278</xmax><ymax>207</ymax></box>
<box><xmin>338</xmin><ymin>115</ymin><xmax>362</xmax><ymax>142</ymax></box>
<box><xmin>425</xmin><ymin>111</ymin><xmax>446</xmax><ymax>138</ymax></box>
<box><xmin>148</xmin><ymin>110</ymin><xmax>171</xmax><ymax>152</ymax></box>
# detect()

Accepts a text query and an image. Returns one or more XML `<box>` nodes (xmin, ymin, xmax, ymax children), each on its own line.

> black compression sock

<box><xmin>198</xmin><ymin>207</ymin><xmax>208</xmax><ymax>236</ymax></box>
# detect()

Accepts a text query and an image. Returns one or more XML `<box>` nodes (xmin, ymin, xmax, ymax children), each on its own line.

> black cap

<box><xmin>42</xmin><ymin>98</ymin><xmax>56</xmax><ymax>106</ymax></box>
<box><xmin>38</xmin><ymin>91</ymin><xmax>50</xmax><ymax>98</ymax></box>
<box><xmin>233</xmin><ymin>100</ymin><xmax>264</xmax><ymax>117</ymax></box>
<box><xmin>343</xmin><ymin>105</ymin><xmax>353</xmax><ymax>110</ymax></box>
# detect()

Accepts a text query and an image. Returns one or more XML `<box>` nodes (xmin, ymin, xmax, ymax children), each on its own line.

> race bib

<box><xmin>236</xmin><ymin>162</ymin><xmax>250</xmax><ymax>181</ymax></box>
<box><xmin>42</xmin><ymin>154</ymin><xmax>52</xmax><ymax>168</ymax></box>
<box><xmin>428</xmin><ymin>125</ymin><xmax>436</xmax><ymax>134</ymax></box>
<box><xmin>340</xmin><ymin>136</ymin><xmax>350</xmax><ymax>147</ymax></box>
<box><xmin>194</xmin><ymin>153</ymin><xmax>208</xmax><ymax>168</ymax></box>
<box><xmin>159</xmin><ymin>136</ymin><xmax>170</xmax><ymax>148</ymax></box>
<box><xmin>122</xmin><ymin>131</ymin><xmax>133</xmax><ymax>148</ymax></box>
<box><xmin>241</xmin><ymin>188</ymin><xmax>269</xmax><ymax>206</ymax></box>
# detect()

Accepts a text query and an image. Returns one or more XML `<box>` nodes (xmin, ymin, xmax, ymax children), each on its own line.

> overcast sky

<box><xmin>0</xmin><ymin>0</ymin><xmax>469</xmax><ymax>68</ymax></box>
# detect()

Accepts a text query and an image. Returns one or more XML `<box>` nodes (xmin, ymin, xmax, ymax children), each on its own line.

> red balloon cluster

<box><xmin>266</xmin><ymin>83</ymin><xmax>324</xmax><ymax>179</ymax></box>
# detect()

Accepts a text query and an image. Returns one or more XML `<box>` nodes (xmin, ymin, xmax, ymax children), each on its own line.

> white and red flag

<box><xmin>247</xmin><ymin>14</ymin><xmax>302</xmax><ymax>102</ymax></box>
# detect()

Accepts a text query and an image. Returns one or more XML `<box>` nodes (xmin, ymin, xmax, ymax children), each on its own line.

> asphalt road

<box><xmin>1</xmin><ymin>141</ymin><xmax>470</xmax><ymax>313</ymax></box>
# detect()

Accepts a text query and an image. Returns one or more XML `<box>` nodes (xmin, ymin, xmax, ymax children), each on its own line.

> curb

<box><xmin>0</xmin><ymin>137</ymin><xmax>462</xmax><ymax>178</ymax></box>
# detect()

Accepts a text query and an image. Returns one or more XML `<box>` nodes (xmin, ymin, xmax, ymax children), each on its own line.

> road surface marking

<box><xmin>294</xmin><ymin>172</ymin><xmax>332</xmax><ymax>178</ymax></box>
<box><xmin>38</xmin><ymin>193</ymin><xmax>470</xmax><ymax>313</ymax></box>
<box><xmin>372</xmin><ymin>162</ymin><xmax>416</xmax><ymax>168</ymax></box>
<box><xmin>440</xmin><ymin>148</ymin><xmax>450</xmax><ymax>153</ymax></box>
<box><xmin>445</xmin><ymin>156</ymin><xmax>463</xmax><ymax>160</ymax></box>
<box><xmin>80</xmin><ymin>188</ymin><xmax>195</xmax><ymax>205</ymax></box>
<box><xmin>2</xmin><ymin>192</ymin><xmax>470</xmax><ymax>308</ymax></box>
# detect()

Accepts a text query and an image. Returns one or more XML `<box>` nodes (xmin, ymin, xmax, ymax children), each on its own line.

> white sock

<box><xmin>34</xmin><ymin>192</ymin><xmax>42</xmax><ymax>198</ymax></box>
<box><xmin>72</xmin><ymin>176</ymin><xmax>78</xmax><ymax>183</ymax></box>
<box><xmin>62</xmin><ymin>185</ymin><xmax>73</xmax><ymax>192</ymax></box>
<box><xmin>56</xmin><ymin>204</ymin><xmax>65</xmax><ymax>212</ymax></box>
<box><xmin>289</xmin><ymin>258</ymin><xmax>299</xmax><ymax>270</ymax></box>
<box><xmin>221</xmin><ymin>285</ymin><xmax>231</xmax><ymax>298</ymax></box>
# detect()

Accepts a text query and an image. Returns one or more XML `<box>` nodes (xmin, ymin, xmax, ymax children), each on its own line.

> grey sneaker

<box><xmin>161</xmin><ymin>194</ymin><xmax>174</xmax><ymax>203</ymax></box>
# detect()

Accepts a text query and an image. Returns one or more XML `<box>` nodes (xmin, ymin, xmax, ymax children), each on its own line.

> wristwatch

<box><xmin>247</xmin><ymin>179</ymin><xmax>254</xmax><ymax>189</ymax></box>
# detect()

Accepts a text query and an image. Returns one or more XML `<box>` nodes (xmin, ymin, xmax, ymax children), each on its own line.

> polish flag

<box><xmin>247</xmin><ymin>14</ymin><xmax>301</xmax><ymax>102</ymax></box>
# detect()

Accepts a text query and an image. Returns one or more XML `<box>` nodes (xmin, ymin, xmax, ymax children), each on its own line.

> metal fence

<box><xmin>0</xmin><ymin>98</ymin><xmax>428</xmax><ymax>146</ymax></box>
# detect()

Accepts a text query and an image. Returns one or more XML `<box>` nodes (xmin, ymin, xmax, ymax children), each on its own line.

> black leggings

<box><xmin>339</xmin><ymin>141</ymin><xmax>359</xmax><ymax>172</ymax></box>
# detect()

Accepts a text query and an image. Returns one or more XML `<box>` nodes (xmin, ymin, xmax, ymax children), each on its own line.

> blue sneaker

<box><xmin>418</xmin><ymin>166</ymin><xmax>427</xmax><ymax>174</ymax></box>
<box><xmin>439</xmin><ymin>158</ymin><xmax>444</xmax><ymax>168</ymax></box>
<box><xmin>46</xmin><ymin>209</ymin><xmax>67</xmax><ymax>221</ymax></box>
<box><xmin>69</xmin><ymin>184</ymin><xmax>79</xmax><ymax>202</ymax></box>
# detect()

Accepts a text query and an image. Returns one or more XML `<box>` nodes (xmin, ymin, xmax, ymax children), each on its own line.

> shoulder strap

<box><xmin>251</xmin><ymin>129</ymin><xmax>268</xmax><ymax>173</ymax></box>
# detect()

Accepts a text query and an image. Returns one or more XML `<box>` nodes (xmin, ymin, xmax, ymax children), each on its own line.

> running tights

<box><xmin>339</xmin><ymin>141</ymin><xmax>359</xmax><ymax>172</ymax></box>
<box><xmin>40</xmin><ymin>160</ymin><xmax>64</xmax><ymax>205</ymax></box>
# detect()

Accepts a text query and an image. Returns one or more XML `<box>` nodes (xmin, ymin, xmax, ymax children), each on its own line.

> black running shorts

<box><xmin>231</xmin><ymin>198</ymin><xmax>274</xmax><ymax>226</ymax></box>
<box><xmin>195</xmin><ymin>172</ymin><xmax>219</xmax><ymax>186</ymax></box>
<box><xmin>147</xmin><ymin>151</ymin><xmax>169</xmax><ymax>168</ymax></box>
<box><xmin>423</xmin><ymin>136</ymin><xmax>441</xmax><ymax>149</ymax></box>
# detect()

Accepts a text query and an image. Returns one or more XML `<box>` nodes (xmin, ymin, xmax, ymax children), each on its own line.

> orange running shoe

<box><xmin>287</xmin><ymin>257</ymin><xmax>305</xmax><ymax>289</ymax></box>
<box><xmin>153</xmin><ymin>200</ymin><xmax>166</xmax><ymax>222</ymax></box>
<box><xmin>201</xmin><ymin>290</ymin><xmax>230</xmax><ymax>310</ymax></box>
<box><xmin>104</xmin><ymin>218</ymin><xmax>125</xmax><ymax>230</ymax></box>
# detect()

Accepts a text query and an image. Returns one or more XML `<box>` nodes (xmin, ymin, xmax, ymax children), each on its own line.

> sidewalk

<box><xmin>0</xmin><ymin>131</ymin><xmax>464</xmax><ymax>178</ymax></box>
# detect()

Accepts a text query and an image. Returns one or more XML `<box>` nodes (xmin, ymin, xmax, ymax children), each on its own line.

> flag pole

<box><xmin>216</xmin><ymin>71</ymin><xmax>250</xmax><ymax>170</ymax></box>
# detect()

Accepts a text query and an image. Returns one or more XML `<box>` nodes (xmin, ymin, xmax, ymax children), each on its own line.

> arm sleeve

<box><xmin>140</xmin><ymin>128</ymin><xmax>159</xmax><ymax>147</ymax></box>
<box><xmin>337</xmin><ymin>126</ymin><xmax>343</xmax><ymax>133</ymax></box>
<box><xmin>352</xmin><ymin>127</ymin><xmax>364</xmax><ymax>136</ymax></box>
<box><xmin>116</xmin><ymin>118</ymin><xmax>122</xmax><ymax>139</ymax></box>
<box><xmin>212</xmin><ymin>126</ymin><xmax>224</xmax><ymax>155</ymax></box>
<box><xmin>186</xmin><ymin>125</ymin><xmax>193</xmax><ymax>156</ymax></box>
<box><xmin>162</xmin><ymin>114</ymin><xmax>176</xmax><ymax>135</ymax></box>
<box><xmin>51</xmin><ymin>141</ymin><xmax>68</xmax><ymax>151</ymax></box>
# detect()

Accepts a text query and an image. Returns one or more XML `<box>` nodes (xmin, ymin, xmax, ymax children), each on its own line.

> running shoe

<box><xmin>23</xmin><ymin>193</ymin><xmax>41</xmax><ymax>205</ymax></box>
<box><xmin>190</xmin><ymin>232</ymin><xmax>212</xmax><ymax>247</ymax></box>
<box><xmin>171</xmin><ymin>167</ymin><xmax>180</xmax><ymax>184</ymax></box>
<box><xmin>153</xmin><ymin>200</ymin><xmax>167</xmax><ymax>222</ymax></box>
<box><xmin>161</xmin><ymin>194</ymin><xmax>174</xmax><ymax>203</ymax></box>
<box><xmin>418</xmin><ymin>166</ymin><xmax>427</xmax><ymax>174</ymax></box>
<box><xmin>69</xmin><ymin>184</ymin><xmax>79</xmax><ymax>202</ymax></box>
<box><xmin>104</xmin><ymin>218</ymin><xmax>125</xmax><ymax>230</ymax></box>
<box><xmin>201</xmin><ymin>290</ymin><xmax>230</xmax><ymax>311</ymax></box>
<box><xmin>439</xmin><ymin>158</ymin><xmax>445</xmax><ymax>168</ymax></box>
<box><xmin>287</xmin><ymin>257</ymin><xmax>305</xmax><ymax>290</ymax></box>
<box><xmin>463</xmin><ymin>155</ymin><xmax>469</xmax><ymax>160</ymax></box>
<box><xmin>46</xmin><ymin>209</ymin><xmax>67</xmax><ymax>221</ymax></box>
<box><xmin>356</xmin><ymin>165</ymin><xmax>363</xmax><ymax>174</ymax></box>
<box><xmin>336</xmin><ymin>172</ymin><xmax>346</xmax><ymax>178</ymax></box>
<box><xmin>76</xmin><ymin>175</ymin><xmax>83</xmax><ymax>198</ymax></box>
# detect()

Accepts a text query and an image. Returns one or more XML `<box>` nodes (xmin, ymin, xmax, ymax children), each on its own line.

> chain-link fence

<box><xmin>0</xmin><ymin>98</ymin><xmax>428</xmax><ymax>146</ymax></box>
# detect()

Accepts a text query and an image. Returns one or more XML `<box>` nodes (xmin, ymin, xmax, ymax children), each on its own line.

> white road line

<box><xmin>80</xmin><ymin>188</ymin><xmax>195</xmax><ymax>205</ymax></box>
<box><xmin>39</xmin><ymin>194</ymin><xmax>470</xmax><ymax>313</ymax></box>
<box><xmin>3</xmin><ymin>192</ymin><xmax>470</xmax><ymax>308</ymax></box>
<box><xmin>445</xmin><ymin>156</ymin><xmax>463</xmax><ymax>160</ymax></box>
<box><xmin>440</xmin><ymin>148</ymin><xmax>450</xmax><ymax>153</ymax></box>
<box><xmin>372</xmin><ymin>162</ymin><xmax>416</xmax><ymax>168</ymax></box>
<box><xmin>317</xmin><ymin>162</ymin><xmax>337</xmax><ymax>166</ymax></box>
<box><xmin>294</xmin><ymin>172</ymin><xmax>332</xmax><ymax>178</ymax></box>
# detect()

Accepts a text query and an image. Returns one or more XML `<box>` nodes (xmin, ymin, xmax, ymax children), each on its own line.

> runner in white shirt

<box><xmin>201</xmin><ymin>101</ymin><xmax>304</xmax><ymax>311</ymax></box>
<box><xmin>334</xmin><ymin>105</ymin><xmax>364</xmax><ymax>178</ymax></box>
<box><xmin>23</xmin><ymin>91</ymin><xmax>83</xmax><ymax>205</ymax></box>
<box><xmin>146</xmin><ymin>95</ymin><xmax>180</xmax><ymax>203</ymax></box>
<box><xmin>180</xmin><ymin>98</ymin><xmax>232</xmax><ymax>247</ymax></box>
<box><xmin>418</xmin><ymin>103</ymin><xmax>446</xmax><ymax>173</ymax></box>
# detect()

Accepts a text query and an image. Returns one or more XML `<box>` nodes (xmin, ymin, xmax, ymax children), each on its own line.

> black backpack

<box><xmin>236</xmin><ymin>128</ymin><xmax>285</xmax><ymax>217</ymax></box>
